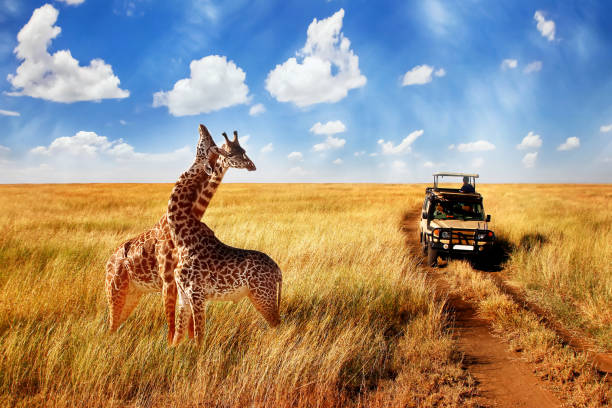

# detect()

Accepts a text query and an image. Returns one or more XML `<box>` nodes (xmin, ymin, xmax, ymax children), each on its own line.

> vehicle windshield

<box><xmin>432</xmin><ymin>201</ymin><xmax>484</xmax><ymax>221</ymax></box>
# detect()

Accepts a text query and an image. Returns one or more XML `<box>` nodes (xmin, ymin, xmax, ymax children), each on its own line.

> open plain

<box><xmin>0</xmin><ymin>183</ymin><xmax>610</xmax><ymax>407</ymax></box>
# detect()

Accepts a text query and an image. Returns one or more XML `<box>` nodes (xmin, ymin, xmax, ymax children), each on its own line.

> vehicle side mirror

<box><xmin>486</xmin><ymin>214</ymin><xmax>491</xmax><ymax>222</ymax></box>
<box><xmin>422</xmin><ymin>211</ymin><xmax>427</xmax><ymax>219</ymax></box>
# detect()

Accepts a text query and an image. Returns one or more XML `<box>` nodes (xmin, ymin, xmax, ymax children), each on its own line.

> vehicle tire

<box><xmin>427</xmin><ymin>244</ymin><xmax>438</xmax><ymax>267</ymax></box>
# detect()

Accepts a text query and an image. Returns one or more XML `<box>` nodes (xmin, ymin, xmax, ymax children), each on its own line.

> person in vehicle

<box><xmin>433</xmin><ymin>203</ymin><xmax>446</xmax><ymax>219</ymax></box>
<box><xmin>459</xmin><ymin>176</ymin><xmax>475</xmax><ymax>193</ymax></box>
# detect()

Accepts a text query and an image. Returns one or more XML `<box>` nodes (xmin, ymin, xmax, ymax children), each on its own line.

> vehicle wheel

<box><xmin>427</xmin><ymin>244</ymin><xmax>438</xmax><ymax>267</ymax></box>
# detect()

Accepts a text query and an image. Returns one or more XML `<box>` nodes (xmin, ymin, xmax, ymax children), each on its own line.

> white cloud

<box><xmin>29</xmin><ymin>131</ymin><xmax>193</xmax><ymax>163</ymax></box>
<box><xmin>260</xmin><ymin>143</ymin><xmax>273</xmax><ymax>153</ymax></box>
<box><xmin>600</xmin><ymin>124</ymin><xmax>612</xmax><ymax>133</ymax></box>
<box><xmin>402</xmin><ymin>65</ymin><xmax>433</xmax><ymax>86</ymax></box>
<box><xmin>434</xmin><ymin>68</ymin><xmax>446</xmax><ymax>77</ymax></box>
<box><xmin>517</xmin><ymin>131</ymin><xmax>542</xmax><ymax>150</ymax></box>
<box><xmin>501</xmin><ymin>59</ymin><xmax>518</xmax><ymax>70</ymax></box>
<box><xmin>265</xmin><ymin>9</ymin><xmax>366</xmax><ymax>107</ymax></box>
<box><xmin>448</xmin><ymin>144</ymin><xmax>455</xmax><ymax>150</ymax></box>
<box><xmin>354</xmin><ymin>150</ymin><xmax>365</xmax><ymax>157</ymax></box>
<box><xmin>288</xmin><ymin>151</ymin><xmax>303</xmax><ymax>161</ymax></box>
<box><xmin>472</xmin><ymin>157</ymin><xmax>484</xmax><ymax>168</ymax></box>
<box><xmin>0</xmin><ymin>109</ymin><xmax>20</xmax><ymax>116</ymax></box>
<box><xmin>313</xmin><ymin>135</ymin><xmax>346</xmax><ymax>151</ymax></box>
<box><xmin>378</xmin><ymin>129</ymin><xmax>423</xmax><ymax>155</ymax></box>
<box><xmin>119</xmin><ymin>119</ymin><xmax>127</xmax><ymax>125</ymax></box>
<box><xmin>522</xmin><ymin>152</ymin><xmax>538</xmax><ymax>168</ymax></box>
<box><xmin>7</xmin><ymin>4</ymin><xmax>128</xmax><ymax>103</ymax></box>
<box><xmin>557</xmin><ymin>137</ymin><xmax>580</xmax><ymax>151</ymax></box>
<box><xmin>534</xmin><ymin>11</ymin><xmax>555</xmax><ymax>41</ymax></box>
<box><xmin>369</xmin><ymin>152</ymin><xmax>378</xmax><ymax>157</ymax></box>
<box><xmin>56</xmin><ymin>0</ymin><xmax>85</xmax><ymax>5</ymax></box>
<box><xmin>0</xmin><ymin>145</ymin><xmax>11</xmax><ymax>157</ymax></box>
<box><xmin>332</xmin><ymin>158</ymin><xmax>343</xmax><ymax>165</ymax></box>
<box><xmin>249</xmin><ymin>103</ymin><xmax>266</xmax><ymax>116</ymax></box>
<box><xmin>523</xmin><ymin>61</ymin><xmax>542</xmax><ymax>74</ymax></box>
<box><xmin>456</xmin><ymin>140</ymin><xmax>495</xmax><ymax>152</ymax></box>
<box><xmin>153</xmin><ymin>55</ymin><xmax>250</xmax><ymax>116</ymax></box>
<box><xmin>310</xmin><ymin>120</ymin><xmax>346</xmax><ymax>135</ymax></box>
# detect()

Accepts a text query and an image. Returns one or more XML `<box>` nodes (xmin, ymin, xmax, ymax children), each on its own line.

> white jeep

<box><xmin>418</xmin><ymin>173</ymin><xmax>495</xmax><ymax>266</ymax></box>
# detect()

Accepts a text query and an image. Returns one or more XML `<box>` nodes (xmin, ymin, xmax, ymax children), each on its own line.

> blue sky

<box><xmin>0</xmin><ymin>0</ymin><xmax>611</xmax><ymax>183</ymax></box>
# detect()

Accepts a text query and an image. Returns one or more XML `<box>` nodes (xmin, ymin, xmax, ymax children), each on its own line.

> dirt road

<box><xmin>402</xmin><ymin>212</ymin><xmax>562</xmax><ymax>408</ymax></box>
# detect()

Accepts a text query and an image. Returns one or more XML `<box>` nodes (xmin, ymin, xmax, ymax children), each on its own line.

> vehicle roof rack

<box><xmin>432</xmin><ymin>173</ymin><xmax>479</xmax><ymax>190</ymax></box>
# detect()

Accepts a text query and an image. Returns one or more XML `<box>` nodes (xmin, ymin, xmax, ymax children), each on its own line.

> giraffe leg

<box><xmin>172</xmin><ymin>285</ymin><xmax>191</xmax><ymax>346</ymax></box>
<box><xmin>106</xmin><ymin>260</ymin><xmax>130</xmax><ymax>332</ymax></box>
<box><xmin>190</xmin><ymin>296</ymin><xmax>207</xmax><ymax>346</ymax></box>
<box><xmin>188</xmin><ymin>313</ymin><xmax>195</xmax><ymax>339</ymax></box>
<box><xmin>162</xmin><ymin>281</ymin><xmax>177</xmax><ymax>345</ymax></box>
<box><xmin>247</xmin><ymin>283</ymin><xmax>281</xmax><ymax>327</ymax></box>
<box><xmin>118</xmin><ymin>285</ymin><xmax>143</xmax><ymax>326</ymax></box>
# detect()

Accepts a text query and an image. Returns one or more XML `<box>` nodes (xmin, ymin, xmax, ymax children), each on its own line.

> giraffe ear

<box><xmin>209</xmin><ymin>145</ymin><xmax>229</xmax><ymax>157</ymax></box>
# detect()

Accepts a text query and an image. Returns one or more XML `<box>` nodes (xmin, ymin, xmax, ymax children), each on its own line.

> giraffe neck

<box><xmin>191</xmin><ymin>157</ymin><xmax>229</xmax><ymax>220</ymax></box>
<box><xmin>167</xmin><ymin>153</ymin><xmax>217</xmax><ymax>248</ymax></box>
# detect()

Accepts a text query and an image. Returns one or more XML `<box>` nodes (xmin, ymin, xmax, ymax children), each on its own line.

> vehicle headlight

<box><xmin>477</xmin><ymin>231</ymin><xmax>494</xmax><ymax>240</ymax></box>
<box><xmin>440</xmin><ymin>231</ymin><xmax>450</xmax><ymax>239</ymax></box>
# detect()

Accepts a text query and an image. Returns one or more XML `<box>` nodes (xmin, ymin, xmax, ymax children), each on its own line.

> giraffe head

<box><xmin>219</xmin><ymin>130</ymin><xmax>256</xmax><ymax>171</ymax></box>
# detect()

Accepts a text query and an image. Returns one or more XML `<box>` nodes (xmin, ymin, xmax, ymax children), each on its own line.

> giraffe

<box><xmin>167</xmin><ymin>140</ymin><xmax>282</xmax><ymax>346</ymax></box>
<box><xmin>105</xmin><ymin>124</ymin><xmax>254</xmax><ymax>344</ymax></box>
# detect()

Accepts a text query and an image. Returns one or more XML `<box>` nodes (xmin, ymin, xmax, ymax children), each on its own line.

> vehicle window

<box><xmin>432</xmin><ymin>201</ymin><xmax>484</xmax><ymax>221</ymax></box>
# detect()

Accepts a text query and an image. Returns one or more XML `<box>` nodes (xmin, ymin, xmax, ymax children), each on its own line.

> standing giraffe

<box><xmin>105</xmin><ymin>125</ymin><xmax>254</xmax><ymax>343</ymax></box>
<box><xmin>167</xmin><ymin>141</ymin><xmax>282</xmax><ymax>346</ymax></box>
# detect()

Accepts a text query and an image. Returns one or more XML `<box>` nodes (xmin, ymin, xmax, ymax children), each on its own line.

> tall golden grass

<box><xmin>0</xmin><ymin>183</ymin><xmax>473</xmax><ymax>408</ymax></box>
<box><xmin>475</xmin><ymin>184</ymin><xmax>612</xmax><ymax>350</ymax></box>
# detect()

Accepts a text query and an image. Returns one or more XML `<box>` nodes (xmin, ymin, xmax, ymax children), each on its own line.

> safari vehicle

<box><xmin>418</xmin><ymin>173</ymin><xmax>495</xmax><ymax>266</ymax></box>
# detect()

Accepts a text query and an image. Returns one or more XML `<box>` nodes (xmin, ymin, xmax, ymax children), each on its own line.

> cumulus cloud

<box><xmin>600</xmin><ymin>124</ymin><xmax>612</xmax><ymax>133</ymax></box>
<box><xmin>456</xmin><ymin>140</ymin><xmax>495</xmax><ymax>152</ymax></box>
<box><xmin>288</xmin><ymin>151</ymin><xmax>303</xmax><ymax>161</ymax></box>
<box><xmin>378</xmin><ymin>129</ymin><xmax>423</xmax><ymax>155</ymax></box>
<box><xmin>434</xmin><ymin>68</ymin><xmax>446</xmax><ymax>77</ymax></box>
<box><xmin>517</xmin><ymin>131</ymin><xmax>542</xmax><ymax>150</ymax></box>
<box><xmin>354</xmin><ymin>150</ymin><xmax>365</xmax><ymax>157</ymax></box>
<box><xmin>0</xmin><ymin>109</ymin><xmax>20</xmax><ymax>116</ymax></box>
<box><xmin>260</xmin><ymin>143</ymin><xmax>273</xmax><ymax>153</ymax></box>
<box><xmin>523</xmin><ymin>61</ymin><xmax>542</xmax><ymax>74</ymax></box>
<box><xmin>313</xmin><ymin>136</ymin><xmax>346</xmax><ymax>151</ymax></box>
<box><xmin>501</xmin><ymin>59</ymin><xmax>518</xmax><ymax>70</ymax></box>
<box><xmin>249</xmin><ymin>103</ymin><xmax>266</xmax><ymax>116</ymax></box>
<box><xmin>29</xmin><ymin>131</ymin><xmax>194</xmax><ymax>163</ymax></box>
<box><xmin>557</xmin><ymin>137</ymin><xmax>580</xmax><ymax>151</ymax></box>
<box><xmin>402</xmin><ymin>65</ymin><xmax>436</xmax><ymax>86</ymax></box>
<box><xmin>153</xmin><ymin>55</ymin><xmax>250</xmax><ymax>116</ymax></box>
<box><xmin>310</xmin><ymin>120</ymin><xmax>346</xmax><ymax>151</ymax></box>
<box><xmin>448</xmin><ymin>144</ymin><xmax>455</xmax><ymax>150</ymax></box>
<box><xmin>265</xmin><ymin>9</ymin><xmax>366</xmax><ymax>107</ymax></box>
<box><xmin>310</xmin><ymin>120</ymin><xmax>346</xmax><ymax>135</ymax></box>
<box><xmin>522</xmin><ymin>152</ymin><xmax>537</xmax><ymax>168</ymax></box>
<box><xmin>56</xmin><ymin>0</ymin><xmax>85</xmax><ymax>5</ymax></box>
<box><xmin>332</xmin><ymin>158</ymin><xmax>343</xmax><ymax>165</ymax></box>
<box><xmin>7</xmin><ymin>4</ymin><xmax>129</xmax><ymax>103</ymax></box>
<box><xmin>534</xmin><ymin>11</ymin><xmax>555</xmax><ymax>41</ymax></box>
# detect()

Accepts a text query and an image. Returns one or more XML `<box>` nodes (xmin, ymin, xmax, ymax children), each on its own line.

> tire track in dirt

<box><xmin>402</xmin><ymin>212</ymin><xmax>562</xmax><ymax>408</ymax></box>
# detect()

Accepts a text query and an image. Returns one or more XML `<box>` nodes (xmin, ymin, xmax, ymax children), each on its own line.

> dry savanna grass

<box><xmin>0</xmin><ymin>183</ymin><xmax>474</xmax><ymax>408</ymax></box>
